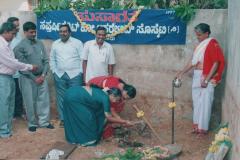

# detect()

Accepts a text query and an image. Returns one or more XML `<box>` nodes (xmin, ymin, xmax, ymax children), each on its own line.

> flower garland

<box><xmin>208</xmin><ymin>126</ymin><xmax>232</xmax><ymax>153</ymax></box>
<box><xmin>168</xmin><ymin>102</ymin><xmax>176</xmax><ymax>109</ymax></box>
<box><xmin>136</xmin><ymin>110</ymin><xmax>145</xmax><ymax>118</ymax></box>
<box><xmin>70</xmin><ymin>3</ymin><xmax>144</xmax><ymax>38</ymax></box>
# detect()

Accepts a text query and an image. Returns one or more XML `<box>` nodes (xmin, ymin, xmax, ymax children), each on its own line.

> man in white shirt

<box><xmin>50</xmin><ymin>24</ymin><xmax>83</xmax><ymax>127</ymax></box>
<box><xmin>7</xmin><ymin>17</ymin><xmax>24</xmax><ymax>118</ymax></box>
<box><xmin>0</xmin><ymin>22</ymin><xmax>37</xmax><ymax>138</ymax></box>
<box><xmin>82</xmin><ymin>26</ymin><xmax>115</xmax><ymax>83</ymax></box>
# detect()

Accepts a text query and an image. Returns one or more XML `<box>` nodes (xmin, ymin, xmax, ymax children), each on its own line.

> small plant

<box><xmin>173</xmin><ymin>2</ymin><xmax>196</xmax><ymax>23</ymax></box>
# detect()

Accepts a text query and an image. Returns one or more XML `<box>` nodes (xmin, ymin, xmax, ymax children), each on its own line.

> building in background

<box><xmin>0</xmin><ymin>0</ymin><xmax>38</xmax><ymax>11</ymax></box>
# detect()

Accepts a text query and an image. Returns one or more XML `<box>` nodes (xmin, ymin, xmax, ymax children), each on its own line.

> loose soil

<box><xmin>0</xmin><ymin>96</ymin><xmax>214</xmax><ymax>160</ymax></box>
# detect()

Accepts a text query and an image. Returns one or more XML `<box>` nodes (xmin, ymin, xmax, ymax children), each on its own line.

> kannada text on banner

<box><xmin>37</xmin><ymin>9</ymin><xmax>186</xmax><ymax>45</ymax></box>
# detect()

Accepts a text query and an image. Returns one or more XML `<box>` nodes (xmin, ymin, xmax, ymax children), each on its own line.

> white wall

<box><xmin>222</xmin><ymin>0</ymin><xmax>240</xmax><ymax>159</ymax></box>
<box><xmin>0</xmin><ymin>0</ymin><xmax>30</xmax><ymax>11</ymax></box>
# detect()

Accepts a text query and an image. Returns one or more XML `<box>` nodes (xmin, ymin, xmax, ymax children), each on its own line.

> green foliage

<box><xmin>34</xmin><ymin>0</ymin><xmax>70</xmax><ymax>16</ymax></box>
<box><xmin>93</xmin><ymin>0</ymin><xmax>112</xmax><ymax>9</ymax></box>
<box><xmin>173</xmin><ymin>2</ymin><xmax>196</xmax><ymax>23</ymax></box>
<box><xmin>156</xmin><ymin>0</ymin><xmax>167</xmax><ymax>8</ymax></box>
<box><xmin>119</xmin><ymin>148</ymin><xmax>143</xmax><ymax>160</ymax></box>
<box><xmin>211</xmin><ymin>0</ymin><xmax>228</xmax><ymax>9</ymax></box>
<box><xmin>93</xmin><ymin>148</ymin><xmax>144</xmax><ymax>160</ymax></box>
<box><xmin>33</xmin><ymin>0</ymin><xmax>227</xmax><ymax>18</ymax></box>
<box><xmin>71</xmin><ymin>0</ymin><xmax>85</xmax><ymax>9</ymax></box>
<box><xmin>33</xmin><ymin>0</ymin><xmax>50</xmax><ymax>16</ymax></box>
<box><xmin>192</xmin><ymin>0</ymin><xmax>228</xmax><ymax>9</ymax></box>
<box><xmin>111</xmin><ymin>0</ymin><xmax>123</xmax><ymax>9</ymax></box>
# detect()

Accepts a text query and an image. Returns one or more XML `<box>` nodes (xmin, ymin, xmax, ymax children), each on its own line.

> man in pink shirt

<box><xmin>0</xmin><ymin>22</ymin><xmax>37</xmax><ymax>138</ymax></box>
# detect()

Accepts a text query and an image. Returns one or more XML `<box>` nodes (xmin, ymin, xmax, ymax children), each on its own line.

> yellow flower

<box><xmin>215</xmin><ymin>134</ymin><xmax>225</xmax><ymax>142</ymax></box>
<box><xmin>209</xmin><ymin>145</ymin><xmax>219</xmax><ymax>153</ymax></box>
<box><xmin>212</xmin><ymin>141</ymin><xmax>217</xmax><ymax>145</ymax></box>
<box><xmin>168</xmin><ymin>102</ymin><xmax>176</xmax><ymax>109</ymax></box>
<box><xmin>208</xmin><ymin>126</ymin><xmax>232</xmax><ymax>153</ymax></box>
<box><xmin>137</xmin><ymin>110</ymin><xmax>144</xmax><ymax>118</ymax></box>
<box><xmin>219</xmin><ymin>127</ymin><xmax>228</xmax><ymax>135</ymax></box>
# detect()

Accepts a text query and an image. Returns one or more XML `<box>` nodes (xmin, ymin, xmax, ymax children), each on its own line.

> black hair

<box><xmin>23</xmin><ymin>21</ymin><xmax>36</xmax><ymax>31</ymax></box>
<box><xmin>123</xmin><ymin>84</ymin><xmax>136</xmax><ymax>99</ymax></box>
<box><xmin>96</xmin><ymin>26</ymin><xmax>107</xmax><ymax>33</ymax></box>
<box><xmin>194</xmin><ymin>23</ymin><xmax>211</xmax><ymax>35</ymax></box>
<box><xmin>0</xmin><ymin>22</ymin><xmax>16</xmax><ymax>34</ymax></box>
<box><xmin>107</xmin><ymin>87</ymin><xmax>122</xmax><ymax>98</ymax></box>
<box><xmin>118</xmin><ymin>78</ymin><xmax>126</xmax><ymax>84</ymax></box>
<box><xmin>59</xmin><ymin>24</ymin><xmax>71</xmax><ymax>33</ymax></box>
<box><xmin>7</xmin><ymin>17</ymin><xmax>19</xmax><ymax>23</ymax></box>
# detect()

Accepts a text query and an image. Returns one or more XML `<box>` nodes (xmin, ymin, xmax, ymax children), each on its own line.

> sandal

<box><xmin>187</xmin><ymin>128</ymin><xmax>199</xmax><ymax>134</ymax></box>
<box><xmin>196</xmin><ymin>130</ymin><xmax>208</xmax><ymax>138</ymax></box>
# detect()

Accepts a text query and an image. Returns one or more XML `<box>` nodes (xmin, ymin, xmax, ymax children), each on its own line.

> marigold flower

<box><xmin>70</xmin><ymin>6</ymin><xmax>143</xmax><ymax>38</ymax></box>
<box><xmin>137</xmin><ymin>110</ymin><xmax>144</xmax><ymax>118</ymax></box>
<box><xmin>168</xmin><ymin>102</ymin><xmax>176</xmax><ymax>108</ymax></box>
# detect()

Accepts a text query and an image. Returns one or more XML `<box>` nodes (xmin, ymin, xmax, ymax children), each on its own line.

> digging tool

<box><xmin>132</xmin><ymin>103</ymin><xmax>171</xmax><ymax>154</ymax></box>
<box><xmin>133</xmin><ymin>104</ymin><xmax>162</xmax><ymax>142</ymax></box>
<box><xmin>133</xmin><ymin>104</ymin><xmax>182</xmax><ymax>158</ymax></box>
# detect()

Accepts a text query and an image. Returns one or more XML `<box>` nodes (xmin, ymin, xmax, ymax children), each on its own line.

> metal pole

<box><xmin>171</xmin><ymin>81</ymin><xmax>175</xmax><ymax>144</ymax></box>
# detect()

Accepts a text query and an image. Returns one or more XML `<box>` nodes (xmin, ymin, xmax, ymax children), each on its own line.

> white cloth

<box><xmin>10</xmin><ymin>33</ymin><xmax>22</xmax><ymax>78</ymax></box>
<box><xmin>50</xmin><ymin>37</ymin><xmax>83</xmax><ymax>79</ymax></box>
<box><xmin>82</xmin><ymin>40</ymin><xmax>115</xmax><ymax>82</ymax></box>
<box><xmin>46</xmin><ymin>149</ymin><xmax>64</xmax><ymax>160</ymax></box>
<box><xmin>0</xmin><ymin>36</ymin><xmax>32</xmax><ymax>75</ymax></box>
<box><xmin>9</xmin><ymin>33</ymin><xmax>22</xmax><ymax>50</ymax></box>
<box><xmin>192</xmin><ymin>70</ymin><xmax>214</xmax><ymax>131</ymax></box>
<box><xmin>192</xmin><ymin>38</ymin><xmax>212</xmax><ymax>66</ymax></box>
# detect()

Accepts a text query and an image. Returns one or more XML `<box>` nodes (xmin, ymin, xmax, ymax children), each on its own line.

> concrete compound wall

<box><xmin>221</xmin><ymin>0</ymin><xmax>240</xmax><ymax>159</ymax></box>
<box><xmin>0</xmin><ymin>9</ymin><xmax>227</xmax><ymax>118</ymax></box>
<box><xmin>2</xmin><ymin>8</ymin><xmax>240</xmax><ymax>159</ymax></box>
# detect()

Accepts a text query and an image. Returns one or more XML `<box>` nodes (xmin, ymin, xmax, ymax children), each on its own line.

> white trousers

<box><xmin>192</xmin><ymin>70</ymin><xmax>214</xmax><ymax>131</ymax></box>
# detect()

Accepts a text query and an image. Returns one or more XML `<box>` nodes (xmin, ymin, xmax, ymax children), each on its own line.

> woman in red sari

<box><xmin>176</xmin><ymin>23</ymin><xmax>225</xmax><ymax>136</ymax></box>
<box><xmin>87</xmin><ymin>76</ymin><xmax>136</xmax><ymax>138</ymax></box>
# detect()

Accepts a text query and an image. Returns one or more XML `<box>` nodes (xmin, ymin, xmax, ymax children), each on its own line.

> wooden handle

<box><xmin>133</xmin><ymin>104</ymin><xmax>162</xmax><ymax>142</ymax></box>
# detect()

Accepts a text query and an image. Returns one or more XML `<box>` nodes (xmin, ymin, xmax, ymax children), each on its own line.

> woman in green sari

<box><xmin>63</xmin><ymin>85</ymin><xmax>133</xmax><ymax>146</ymax></box>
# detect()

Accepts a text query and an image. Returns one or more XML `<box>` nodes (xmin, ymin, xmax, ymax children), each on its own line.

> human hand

<box><xmin>123</xmin><ymin>120</ymin><xmax>134</xmax><ymax>127</ymax></box>
<box><xmin>175</xmin><ymin>71</ymin><xmax>183</xmax><ymax>80</ymax></box>
<box><xmin>35</xmin><ymin>76</ymin><xmax>44</xmax><ymax>84</ymax></box>
<box><xmin>201</xmin><ymin>79</ymin><xmax>208</xmax><ymax>88</ymax></box>
<box><xmin>31</xmin><ymin>65</ymin><xmax>38</xmax><ymax>72</ymax></box>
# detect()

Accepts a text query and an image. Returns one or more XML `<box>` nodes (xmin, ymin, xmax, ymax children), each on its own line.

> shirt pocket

<box><xmin>99</xmin><ymin>49</ymin><xmax>108</xmax><ymax>63</ymax></box>
<box><xmin>98</xmin><ymin>54</ymin><xmax>107</xmax><ymax>63</ymax></box>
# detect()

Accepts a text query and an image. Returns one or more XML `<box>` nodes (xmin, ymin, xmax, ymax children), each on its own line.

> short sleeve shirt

<box><xmin>82</xmin><ymin>40</ymin><xmax>115</xmax><ymax>82</ymax></box>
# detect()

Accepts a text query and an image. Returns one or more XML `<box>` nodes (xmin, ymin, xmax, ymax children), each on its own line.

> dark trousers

<box><xmin>14</xmin><ymin>78</ymin><xmax>24</xmax><ymax>117</ymax></box>
<box><xmin>54</xmin><ymin>72</ymin><xmax>83</xmax><ymax>121</ymax></box>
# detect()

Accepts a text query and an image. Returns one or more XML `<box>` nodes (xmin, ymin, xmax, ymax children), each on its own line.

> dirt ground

<box><xmin>0</xmin><ymin>96</ymin><xmax>214</xmax><ymax>160</ymax></box>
